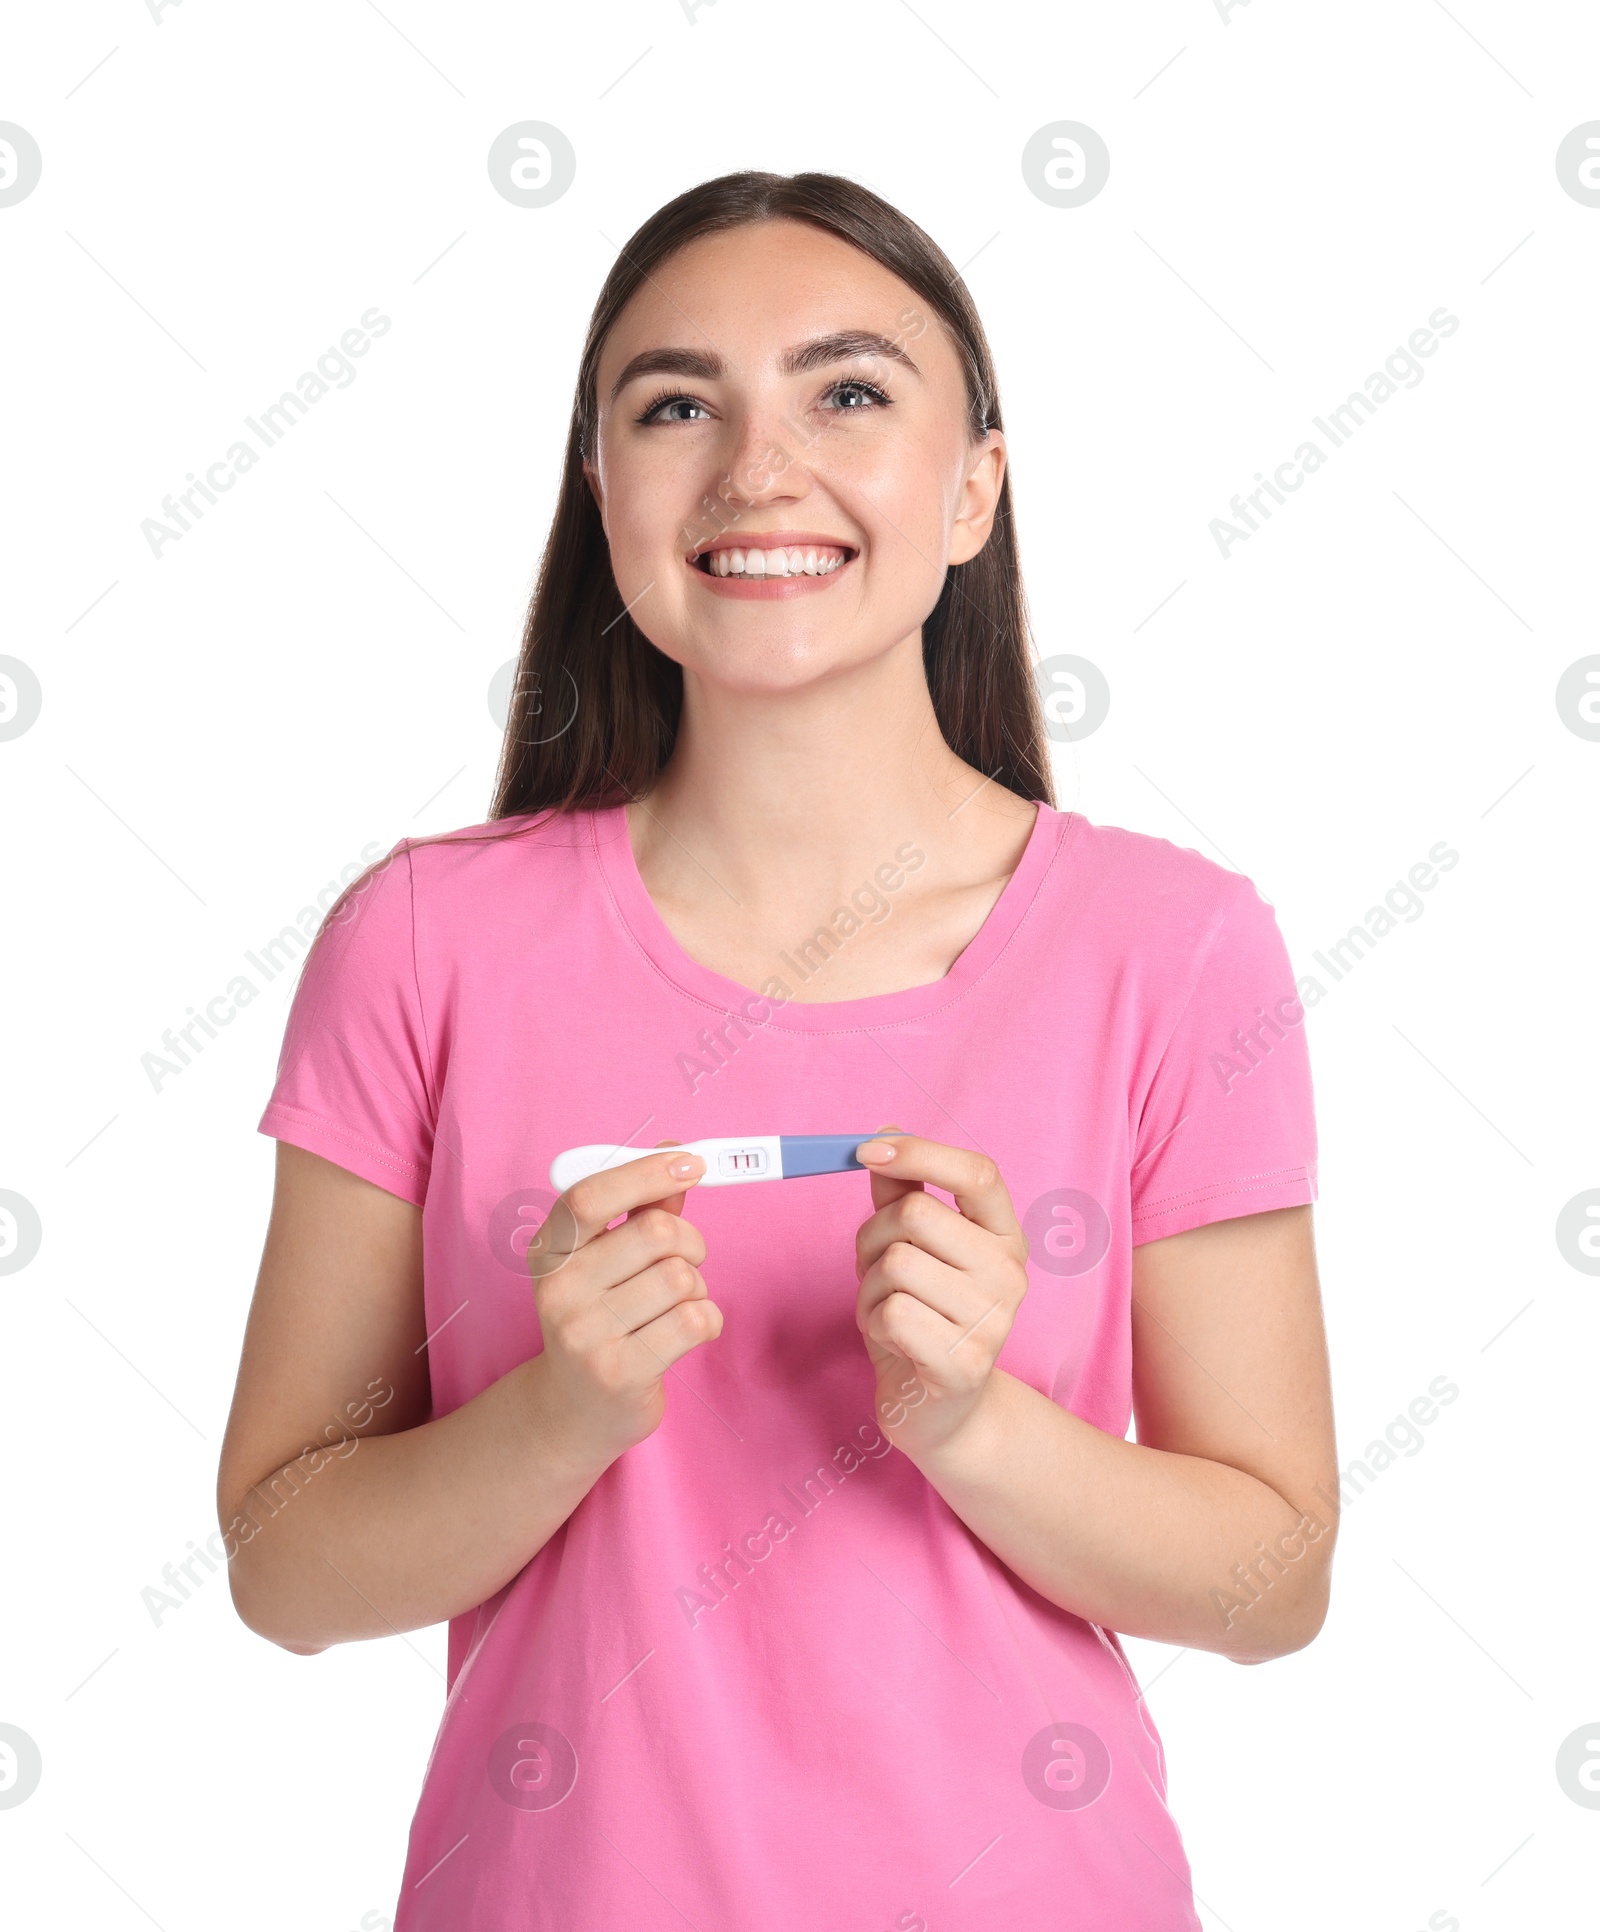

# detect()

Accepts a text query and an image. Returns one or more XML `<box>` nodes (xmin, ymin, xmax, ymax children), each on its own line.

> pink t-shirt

<box><xmin>257</xmin><ymin>801</ymin><xmax>1317</xmax><ymax>1931</ymax></box>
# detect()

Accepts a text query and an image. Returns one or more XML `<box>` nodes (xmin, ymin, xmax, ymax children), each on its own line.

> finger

<box><xmin>855</xmin><ymin>1187</ymin><xmax>987</xmax><ymax>1280</ymax></box>
<box><xmin>856</xmin><ymin>1123</ymin><xmax>923</xmax><ymax>1216</ymax></box>
<box><xmin>534</xmin><ymin>1146</ymin><xmax>705</xmax><ymax>1263</ymax></box>
<box><xmin>629</xmin><ymin>1292</ymin><xmax>724</xmax><ymax>1371</ymax></box>
<box><xmin>592</xmin><ymin>1254</ymin><xmax>710</xmax><ymax>1343</ymax></box>
<box><xmin>865</xmin><ymin>1284</ymin><xmax>975</xmax><ymax>1369</ymax></box>
<box><xmin>576</xmin><ymin>1278</ymin><xmax>720</xmax><ymax>1388</ymax></box>
<box><xmin>860</xmin><ymin>1261</ymin><xmax>1010</xmax><ymax>1373</ymax></box>
<box><xmin>854</xmin><ymin>1133</ymin><xmax>1017</xmax><ymax>1236</ymax></box>
<box><xmin>631</xmin><ymin>1202</ymin><xmax>708</xmax><ymax>1271</ymax></box>
<box><xmin>859</xmin><ymin>1240</ymin><xmax>972</xmax><ymax>1330</ymax></box>
<box><xmin>529</xmin><ymin>1213</ymin><xmax>703</xmax><ymax>1321</ymax></box>
<box><xmin>629</xmin><ymin>1138</ymin><xmax>691</xmax><ymax>1220</ymax></box>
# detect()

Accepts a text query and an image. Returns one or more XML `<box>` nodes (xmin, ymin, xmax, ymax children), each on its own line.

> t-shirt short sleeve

<box><xmin>256</xmin><ymin>841</ymin><xmax>435</xmax><ymax>1206</ymax></box>
<box><xmin>1130</xmin><ymin>873</ymin><xmax>1318</xmax><ymax>1244</ymax></box>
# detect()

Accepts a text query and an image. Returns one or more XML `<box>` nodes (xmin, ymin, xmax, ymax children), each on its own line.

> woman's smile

<box><xmin>686</xmin><ymin>530</ymin><xmax>859</xmax><ymax>599</ymax></box>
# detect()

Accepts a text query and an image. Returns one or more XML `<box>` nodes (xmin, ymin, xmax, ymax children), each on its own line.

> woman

<box><xmin>219</xmin><ymin>170</ymin><xmax>1337</xmax><ymax>1930</ymax></box>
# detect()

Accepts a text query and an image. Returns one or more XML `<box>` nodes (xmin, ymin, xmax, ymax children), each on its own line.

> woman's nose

<box><xmin>716</xmin><ymin>401</ymin><xmax>813</xmax><ymax>510</ymax></box>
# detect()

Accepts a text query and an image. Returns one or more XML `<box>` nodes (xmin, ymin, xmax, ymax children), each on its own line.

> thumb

<box><xmin>628</xmin><ymin>1137</ymin><xmax>690</xmax><ymax>1218</ymax></box>
<box><xmin>864</xmin><ymin>1123</ymin><xmax>920</xmax><ymax>1213</ymax></box>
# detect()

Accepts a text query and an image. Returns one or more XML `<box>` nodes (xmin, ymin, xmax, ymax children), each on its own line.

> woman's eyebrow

<box><xmin>780</xmin><ymin>330</ymin><xmax>922</xmax><ymax>379</ymax></box>
<box><xmin>609</xmin><ymin>346</ymin><xmax>719</xmax><ymax>400</ymax></box>
<box><xmin>608</xmin><ymin>330</ymin><xmax>921</xmax><ymax>403</ymax></box>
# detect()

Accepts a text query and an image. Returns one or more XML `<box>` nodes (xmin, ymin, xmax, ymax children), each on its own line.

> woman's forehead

<box><xmin>599</xmin><ymin>224</ymin><xmax>944</xmax><ymax>383</ymax></box>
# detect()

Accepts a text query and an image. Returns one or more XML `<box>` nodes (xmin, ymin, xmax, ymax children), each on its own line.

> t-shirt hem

<box><xmin>258</xmin><ymin>1101</ymin><xmax>429</xmax><ymax>1208</ymax></box>
<box><xmin>1130</xmin><ymin>1162</ymin><xmax>1317</xmax><ymax>1246</ymax></box>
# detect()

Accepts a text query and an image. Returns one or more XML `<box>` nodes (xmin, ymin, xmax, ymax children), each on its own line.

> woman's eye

<box><xmin>822</xmin><ymin>379</ymin><xmax>890</xmax><ymax>412</ymax></box>
<box><xmin>637</xmin><ymin>392</ymin><xmax>712</xmax><ymax>425</ymax></box>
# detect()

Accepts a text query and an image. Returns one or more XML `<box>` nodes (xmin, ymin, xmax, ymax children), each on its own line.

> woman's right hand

<box><xmin>524</xmin><ymin>1146</ymin><xmax>720</xmax><ymax>1466</ymax></box>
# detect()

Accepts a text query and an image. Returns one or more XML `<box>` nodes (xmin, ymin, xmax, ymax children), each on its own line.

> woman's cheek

<box><xmin>871</xmin><ymin>475</ymin><xmax>962</xmax><ymax>585</ymax></box>
<box><xmin>609</xmin><ymin>510</ymin><xmax>674</xmax><ymax>596</ymax></box>
<box><xmin>872</xmin><ymin>520</ymin><xmax>960</xmax><ymax>616</ymax></box>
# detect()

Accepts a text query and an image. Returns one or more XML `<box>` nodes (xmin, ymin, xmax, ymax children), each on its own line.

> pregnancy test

<box><xmin>549</xmin><ymin>1135</ymin><xmax>883</xmax><ymax>1194</ymax></box>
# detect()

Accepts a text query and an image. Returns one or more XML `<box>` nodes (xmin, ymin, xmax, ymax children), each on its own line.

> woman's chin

<box><xmin>672</xmin><ymin>634</ymin><xmax>894</xmax><ymax>699</ymax></box>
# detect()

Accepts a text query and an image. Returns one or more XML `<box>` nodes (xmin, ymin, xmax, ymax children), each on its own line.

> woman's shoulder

<box><xmin>1040</xmin><ymin>809</ymin><xmax>1281</xmax><ymax>986</ymax></box>
<box><xmin>1051</xmin><ymin>806</ymin><xmax>1261</xmax><ymax>912</ymax></box>
<box><xmin>385</xmin><ymin>805</ymin><xmax>616</xmax><ymax>887</ymax></box>
<box><xmin>1039</xmin><ymin>810</ymin><xmax>1293</xmax><ymax>1025</ymax></box>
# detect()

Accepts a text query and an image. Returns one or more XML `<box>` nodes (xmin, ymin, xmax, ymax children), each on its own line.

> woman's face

<box><xmin>584</xmin><ymin>218</ymin><xmax>1005</xmax><ymax>694</ymax></box>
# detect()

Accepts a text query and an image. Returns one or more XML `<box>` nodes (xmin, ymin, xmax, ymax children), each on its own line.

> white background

<box><xmin>4</xmin><ymin>2</ymin><xmax>1598</xmax><ymax>1927</ymax></box>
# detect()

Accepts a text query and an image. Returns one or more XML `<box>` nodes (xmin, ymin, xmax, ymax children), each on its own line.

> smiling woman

<box><xmin>487</xmin><ymin>171</ymin><xmax>1045</xmax><ymax>821</ymax></box>
<box><xmin>219</xmin><ymin>170</ymin><xmax>1335</xmax><ymax>1932</ymax></box>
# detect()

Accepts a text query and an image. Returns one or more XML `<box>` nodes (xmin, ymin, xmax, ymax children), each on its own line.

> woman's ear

<box><xmin>947</xmin><ymin>429</ymin><xmax>1007</xmax><ymax>566</ymax></box>
<box><xmin>582</xmin><ymin>456</ymin><xmax>604</xmax><ymax>524</ymax></box>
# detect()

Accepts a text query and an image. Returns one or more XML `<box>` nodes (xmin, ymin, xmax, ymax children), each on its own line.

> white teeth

<box><xmin>704</xmin><ymin>546</ymin><xmax>849</xmax><ymax>579</ymax></box>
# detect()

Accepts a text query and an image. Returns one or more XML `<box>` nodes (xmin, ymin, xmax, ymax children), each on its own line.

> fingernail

<box><xmin>856</xmin><ymin>1139</ymin><xmax>897</xmax><ymax>1164</ymax></box>
<box><xmin>669</xmin><ymin>1156</ymin><xmax>702</xmax><ymax>1178</ymax></box>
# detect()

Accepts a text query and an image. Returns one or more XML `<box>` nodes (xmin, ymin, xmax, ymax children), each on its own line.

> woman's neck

<box><xmin>626</xmin><ymin>630</ymin><xmax>1040</xmax><ymax>1000</ymax></box>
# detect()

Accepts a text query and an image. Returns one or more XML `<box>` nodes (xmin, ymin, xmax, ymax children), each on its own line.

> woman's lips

<box><xmin>687</xmin><ymin>533</ymin><xmax>861</xmax><ymax>598</ymax></box>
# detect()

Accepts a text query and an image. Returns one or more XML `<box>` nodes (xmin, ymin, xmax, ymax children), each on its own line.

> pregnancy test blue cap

<box><xmin>779</xmin><ymin>1134</ymin><xmax>883</xmax><ymax>1177</ymax></box>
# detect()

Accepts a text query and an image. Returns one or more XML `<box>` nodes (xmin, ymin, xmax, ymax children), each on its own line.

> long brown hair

<box><xmin>316</xmin><ymin>171</ymin><xmax>1053</xmax><ymax>942</ymax></box>
<box><xmin>489</xmin><ymin>167</ymin><xmax>1053</xmax><ymax>821</ymax></box>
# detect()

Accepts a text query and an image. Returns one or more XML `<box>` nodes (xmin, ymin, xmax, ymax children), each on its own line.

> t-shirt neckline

<box><xmin>591</xmin><ymin>797</ymin><xmax>1067</xmax><ymax>1032</ymax></box>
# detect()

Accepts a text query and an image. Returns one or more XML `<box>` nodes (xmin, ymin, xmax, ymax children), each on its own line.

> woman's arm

<box><xmin>853</xmin><ymin>1138</ymin><xmax>1336</xmax><ymax>1664</ymax></box>
<box><xmin>217</xmin><ymin>1139</ymin><xmax>716</xmax><ymax>1653</ymax></box>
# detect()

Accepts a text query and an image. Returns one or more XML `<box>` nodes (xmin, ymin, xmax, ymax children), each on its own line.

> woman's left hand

<box><xmin>853</xmin><ymin>1130</ymin><xmax>1030</xmax><ymax>1461</ymax></box>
